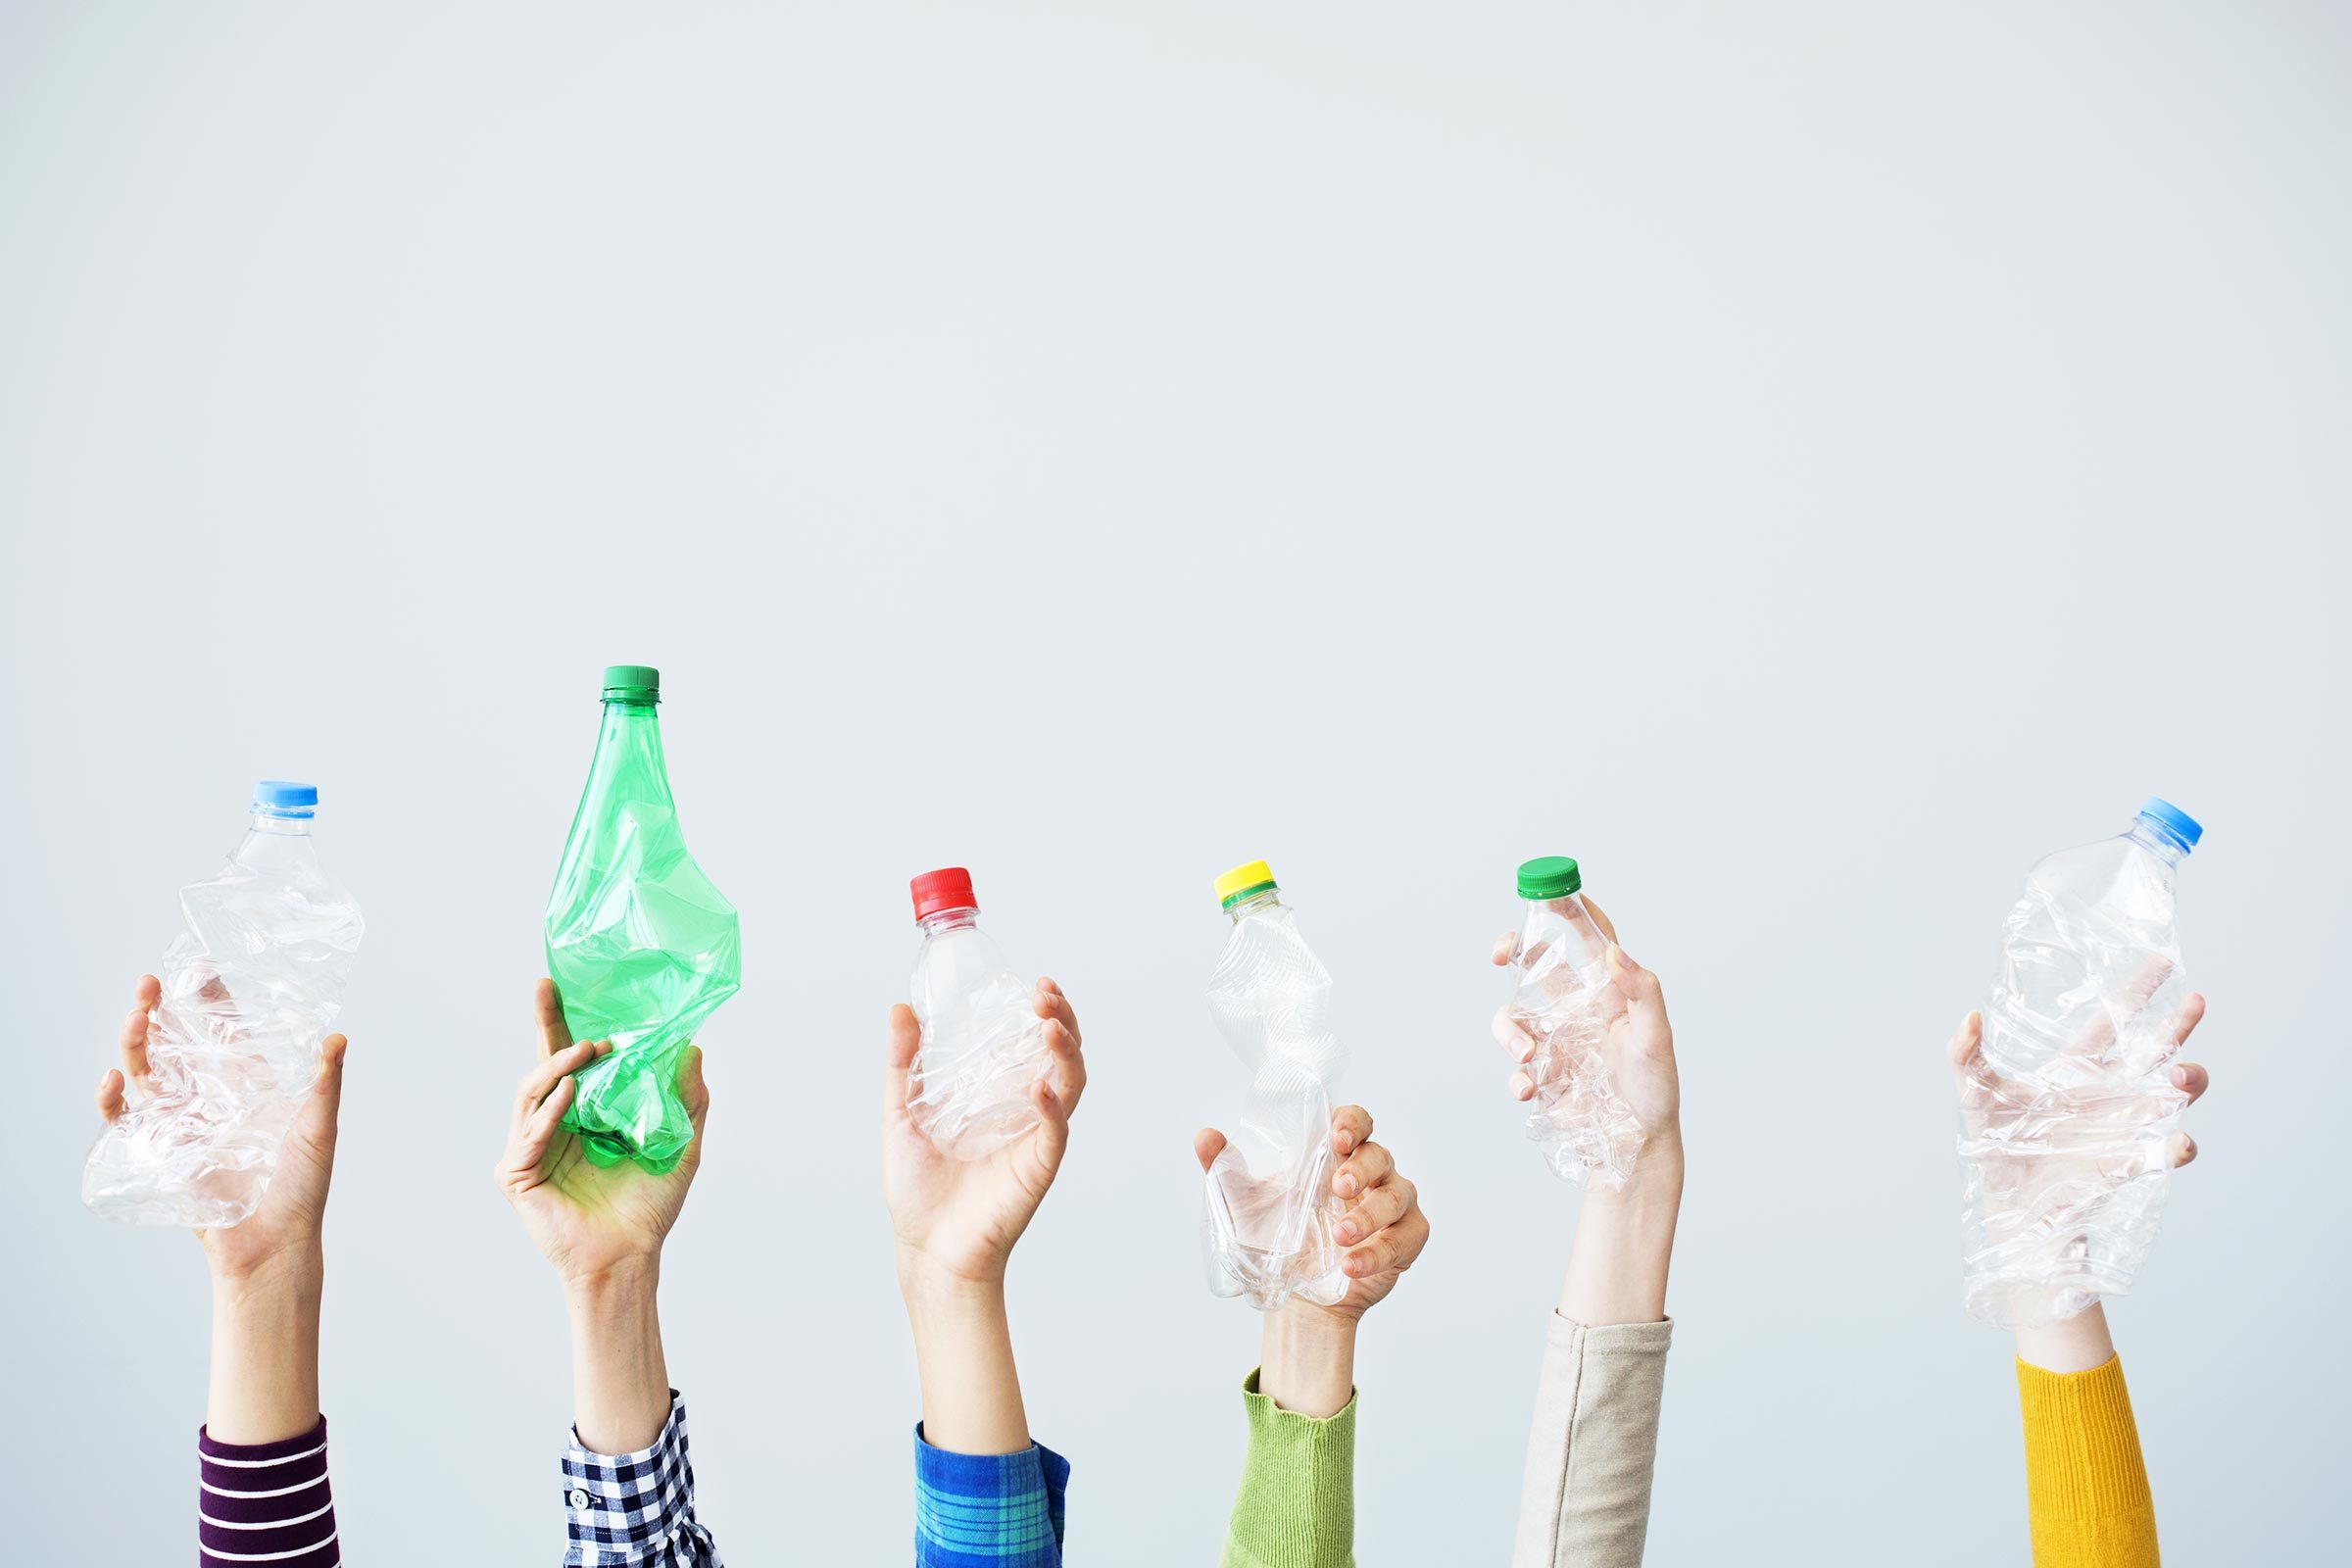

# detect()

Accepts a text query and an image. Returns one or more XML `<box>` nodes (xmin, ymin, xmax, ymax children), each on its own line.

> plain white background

<box><xmin>3</xmin><ymin>4</ymin><xmax>2345</xmax><ymax>1562</ymax></box>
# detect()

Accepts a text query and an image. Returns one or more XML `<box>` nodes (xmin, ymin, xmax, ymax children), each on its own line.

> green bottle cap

<box><xmin>1517</xmin><ymin>856</ymin><xmax>1582</xmax><ymax>900</ymax></box>
<box><xmin>602</xmin><ymin>664</ymin><xmax>661</xmax><ymax>704</ymax></box>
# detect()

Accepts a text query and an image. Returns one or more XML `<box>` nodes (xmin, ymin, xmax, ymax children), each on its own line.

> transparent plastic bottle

<box><xmin>82</xmin><ymin>782</ymin><xmax>365</xmax><ymax>1228</ymax></box>
<box><xmin>1505</xmin><ymin>856</ymin><xmax>1643</xmax><ymax>1188</ymax></box>
<box><xmin>1201</xmin><ymin>859</ymin><xmax>1348</xmax><ymax>1310</ymax></box>
<box><xmin>906</xmin><ymin>866</ymin><xmax>1049</xmax><ymax>1159</ymax></box>
<box><xmin>1960</xmin><ymin>798</ymin><xmax>2204</xmax><ymax>1328</ymax></box>
<box><xmin>545</xmin><ymin>665</ymin><xmax>740</xmax><ymax>1173</ymax></box>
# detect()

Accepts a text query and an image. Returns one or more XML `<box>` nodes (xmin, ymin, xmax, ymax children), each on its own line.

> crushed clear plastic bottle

<box><xmin>906</xmin><ymin>867</ymin><xmax>1049</xmax><ymax>1159</ymax></box>
<box><xmin>1506</xmin><ymin>856</ymin><xmax>1642</xmax><ymax>1188</ymax></box>
<box><xmin>1200</xmin><ymin>860</ymin><xmax>1348</xmax><ymax>1310</ymax></box>
<box><xmin>1960</xmin><ymin>798</ymin><xmax>2204</xmax><ymax>1328</ymax></box>
<box><xmin>82</xmin><ymin>782</ymin><xmax>364</xmax><ymax>1228</ymax></box>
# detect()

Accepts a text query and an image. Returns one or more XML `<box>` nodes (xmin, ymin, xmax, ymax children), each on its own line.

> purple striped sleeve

<box><xmin>198</xmin><ymin>1417</ymin><xmax>339</xmax><ymax>1568</ymax></box>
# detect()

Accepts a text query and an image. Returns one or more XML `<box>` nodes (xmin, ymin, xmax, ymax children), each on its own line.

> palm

<box><xmin>196</xmin><ymin>1099</ymin><xmax>337</xmax><ymax>1278</ymax></box>
<box><xmin>884</xmin><ymin>1121</ymin><xmax>1055</xmax><ymax>1283</ymax></box>
<box><xmin>517</xmin><ymin>1131</ymin><xmax>698</xmax><ymax>1281</ymax></box>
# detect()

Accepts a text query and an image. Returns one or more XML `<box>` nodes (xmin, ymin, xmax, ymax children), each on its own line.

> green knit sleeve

<box><xmin>1220</xmin><ymin>1367</ymin><xmax>1357</xmax><ymax>1568</ymax></box>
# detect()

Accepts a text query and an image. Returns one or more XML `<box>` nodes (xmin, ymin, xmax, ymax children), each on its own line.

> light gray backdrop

<box><xmin>3</xmin><ymin>4</ymin><xmax>2345</xmax><ymax>1563</ymax></box>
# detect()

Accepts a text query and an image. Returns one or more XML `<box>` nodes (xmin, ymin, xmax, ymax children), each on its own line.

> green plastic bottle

<box><xmin>544</xmin><ymin>665</ymin><xmax>741</xmax><ymax>1172</ymax></box>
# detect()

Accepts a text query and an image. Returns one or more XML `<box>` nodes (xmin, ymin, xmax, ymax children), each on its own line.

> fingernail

<box><xmin>1336</xmin><ymin>1175</ymin><xmax>1358</xmax><ymax>1198</ymax></box>
<box><xmin>1345</xmin><ymin>1253</ymin><xmax>1366</xmax><ymax>1276</ymax></box>
<box><xmin>2172</xmin><ymin>1065</ymin><xmax>2189</xmax><ymax>1086</ymax></box>
<box><xmin>1334</xmin><ymin>1221</ymin><xmax>1357</xmax><ymax>1244</ymax></box>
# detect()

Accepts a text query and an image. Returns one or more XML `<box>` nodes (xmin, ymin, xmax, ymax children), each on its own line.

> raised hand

<box><xmin>94</xmin><ymin>973</ymin><xmax>347</xmax><ymax>1289</ymax></box>
<box><xmin>1490</xmin><ymin>899</ymin><xmax>1681</xmax><ymax>1142</ymax></box>
<box><xmin>882</xmin><ymin>978</ymin><xmax>1087</xmax><ymax>1288</ymax></box>
<box><xmin>498</xmin><ymin>979</ymin><xmax>707</xmax><ymax>1287</ymax></box>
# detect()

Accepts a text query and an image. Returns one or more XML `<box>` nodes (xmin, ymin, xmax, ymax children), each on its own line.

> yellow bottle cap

<box><xmin>1215</xmin><ymin>859</ymin><xmax>1278</xmax><ymax>907</ymax></box>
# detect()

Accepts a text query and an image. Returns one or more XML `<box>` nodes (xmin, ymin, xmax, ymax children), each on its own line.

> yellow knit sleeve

<box><xmin>2015</xmin><ymin>1354</ymin><xmax>2161</xmax><ymax>1568</ymax></box>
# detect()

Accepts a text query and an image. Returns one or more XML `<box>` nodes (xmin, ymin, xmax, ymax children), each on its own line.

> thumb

<box><xmin>310</xmin><ymin>1034</ymin><xmax>349</xmax><ymax>1128</ymax></box>
<box><xmin>1607</xmin><ymin>944</ymin><xmax>1664</xmax><ymax>1012</ymax></box>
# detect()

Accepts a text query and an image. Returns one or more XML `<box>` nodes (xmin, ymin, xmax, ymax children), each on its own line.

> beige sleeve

<box><xmin>1511</xmin><ymin>1313</ymin><xmax>1674</xmax><ymax>1568</ymax></box>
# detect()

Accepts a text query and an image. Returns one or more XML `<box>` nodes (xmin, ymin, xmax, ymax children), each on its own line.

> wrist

<box><xmin>211</xmin><ymin>1246</ymin><xmax>324</xmax><ymax>1310</ymax></box>
<box><xmin>897</xmin><ymin>1248</ymin><xmax>1007</xmax><ymax>1323</ymax></box>
<box><xmin>564</xmin><ymin>1255</ymin><xmax>661</xmax><ymax>1317</ymax></box>
<box><xmin>1258</xmin><ymin>1304</ymin><xmax>1357</xmax><ymax>1419</ymax></box>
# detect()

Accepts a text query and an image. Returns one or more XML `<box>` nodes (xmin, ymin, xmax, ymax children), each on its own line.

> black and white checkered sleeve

<box><xmin>561</xmin><ymin>1391</ymin><xmax>723</xmax><ymax>1567</ymax></box>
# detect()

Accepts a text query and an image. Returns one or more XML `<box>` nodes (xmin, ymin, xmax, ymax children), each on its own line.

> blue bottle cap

<box><xmin>2136</xmin><ymin>797</ymin><xmax>2201</xmax><ymax>852</ymax></box>
<box><xmin>253</xmin><ymin>780</ymin><xmax>318</xmax><ymax>818</ymax></box>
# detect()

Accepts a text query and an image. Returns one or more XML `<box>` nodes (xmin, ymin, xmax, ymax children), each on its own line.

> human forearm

<box><xmin>207</xmin><ymin>1250</ymin><xmax>323</xmax><ymax>1445</ymax></box>
<box><xmin>1559</xmin><ymin>1131</ymin><xmax>1683</xmax><ymax>1326</ymax></box>
<box><xmin>1257</xmin><ymin>1306</ymin><xmax>1357</xmax><ymax>1420</ymax></box>
<box><xmin>2014</xmin><ymin>1300</ymin><xmax>2116</xmax><ymax>1374</ymax></box>
<box><xmin>901</xmin><ymin>1253</ymin><xmax>1030</xmax><ymax>1454</ymax></box>
<box><xmin>564</xmin><ymin>1259</ymin><xmax>671</xmax><ymax>1453</ymax></box>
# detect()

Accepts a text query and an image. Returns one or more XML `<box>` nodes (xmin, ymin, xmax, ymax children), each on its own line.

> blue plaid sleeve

<box><xmin>913</xmin><ymin>1424</ymin><xmax>1070</xmax><ymax>1567</ymax></box>
<box><xmin>562</xmin><ymin>1391</ymin><xmax>722</xmax><ymax>1566</ymax></box>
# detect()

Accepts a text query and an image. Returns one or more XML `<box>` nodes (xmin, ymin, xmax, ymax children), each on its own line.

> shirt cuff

<box><xmin>913</xmin><ymin>1424</ymin><xmax>1070</xmax><ymax>1567</ymax></box>
<box><xmin>198</xmin><ymin>1417</ymin><xmax>340</xmax><ymax>1568</ymax></box>
<box><xmin>564</xmin><ymin>1391</ymin><xmax>723</xmax><ymax>1566</ymax></box>
<box><xmin>2015</xmin><ymin>1354</ymin><xmax>2156</xmax><ymax>1521</ymax></box>
<box><xmin>1224</xmin><ymin>1368</ymin><xmax>1356</xmax><ymax>1568</ymax></box>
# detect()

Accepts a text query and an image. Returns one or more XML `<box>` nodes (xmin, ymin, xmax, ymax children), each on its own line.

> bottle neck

<box><xmin>918</xmin><ymin>906</ymin><xmax>980</xmax><ymax>935</ymax></box>
<box><xmin>245</xmin><ymin>809</ymin><xmax>313</xmax><ymax>838</ymax></box>
<box><xmin>586</xmin><ymin>698</ymin><xmax>672</xmax><ymax>799</ymax></box>
<box><xmin>1224</xmin><ymin>888</ymin><xmax>1283</xmax><ymax>921</ymax></box>
<box><xmin>2127</xmin><ymin>817</ymin><xmax>2190</xmax><ymax>865</ymax></box>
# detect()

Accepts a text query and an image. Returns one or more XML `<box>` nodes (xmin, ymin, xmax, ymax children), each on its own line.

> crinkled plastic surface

<box><xmin>546</xmin><ymin>695</ymin><xmax>739</xmax><ymax>1173</ymax></box>
<box><xmin>908</xmin><ymin>913</ymin><xmax>1048</xmax><ymax>1159</ymax></box>
<box><xmin>1202</xmin><ymin>895</ymin><xmax>1348</xmax><ymax>1310</ymax></box>
<box><xmin>83</xmin><ymin>810</ymin><xmax>363</xmax><ymax>1227</ymax></box>
<box><xmin>1509</xmin><ymin>895</ymin><xmax>1643</xmax><ymax>1189</ymax></box>
<box><xmin>1960</xmin><ymin>820</ymin><xmax>2194</xmax><ymax>1327</ymax></box>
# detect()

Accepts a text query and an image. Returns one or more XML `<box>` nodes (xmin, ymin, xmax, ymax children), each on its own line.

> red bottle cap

<box><xmin>910</xmin><ymin>867</ymin><xmax>978</xmax><ymax>921</ymax></box>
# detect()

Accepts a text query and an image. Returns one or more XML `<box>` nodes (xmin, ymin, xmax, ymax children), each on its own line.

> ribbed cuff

<box><xmin>198</xmin><ymin>1417</ymin><xmax>339</xmax><ymax>1568</ymax></box>
<box><xmin>1223</xmin><ymin>1368</ymin><xmax>1356</xmax><ymax>1568</ymax></box>
<box><xmin>2015</xmin><ymin>1354</ymin><xmax>2154</xmax><ymax>1520</ymax></box>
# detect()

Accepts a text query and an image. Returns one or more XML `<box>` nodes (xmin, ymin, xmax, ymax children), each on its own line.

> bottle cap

<box><xmin>253</xmin><ymin>781</ymin><xmax>318</xmax><ymax>818</ymax></box>
<box><xmin>602</xmin><ymin>665</ymin><xmax>661</xmax><ymax>704</ymax></box>
<box><xmin>911</xmin><ymin>867</ymin><xmax>978</xmax><ymax>921</ymax></box>
<box><xmin>1215</xmin><ymin>859</ymin><xmax>1277</xmax><ymax>908</ymax></box>
<box><xmin>2136</xmin><ymin>798</ymin><xmax>2203</xmax><ymax>853</ymax></box>
<box><xmin>1517</xmin><ymin>856</ymin><xmax>1582</xmax><ymax>900</ymax></box>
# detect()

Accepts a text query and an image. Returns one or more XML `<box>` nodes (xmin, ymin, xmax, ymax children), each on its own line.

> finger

<box><xmin>507</xmin><ymin>1073</ymin><xmax>578</xmax><ymax>1179</ymax></box>
<box><xmin>96</xmin><ymin>1068</ymin><xmax>125</xmax><ymax>1124</ymax></box>
<box><xmin>2170</xmin><ymin>1130</ymin><xmax>2198</xmax><ymax>1169</ymax></box>
<box><xmin>514</xmin><ymin>1039</ymin><xmax>606</xmax><ymax>1131</ymax></box>
<box><xmin>1947</xmin><ymin>1010</ymin><xmax>1988</xmax><ymax>1093</ymax></box>
<box><xmin>1509</xmin><ymin>1067</ymin><xmax>1535</xmax><ymax>1102</ymax></box>
<box><xmin>1331</xmin><ymin>1104</ymin><xmax>1372</xmax><ymax>1157</ymax></box>
<box><xmin>1607</xmin><ymin>943</ymin><xmax>1665</xmax><ymax>1018</ymax></box>
<box><xmin>1491</xmin><ymin>932</ymin><xmax>1515</xmax><ymax>967</ymax></box>
<box><xmin>121</xmin><ymin>975</ymin><xmax>160</xmax><ymax>1083</ymax></box>
<box><xmin>1034</xmin><ymin>977</ymin><xmax>1081</xmax><ymax>1052</ymax></box>
<box><xmin>535</xmin><ymin>979</ymin><xmax>574</xmax><ymax>1058</ymax></box>
<box><xmin>1194</xmin><ymin>1127</ymin><xmax>1228</xmax><ymax>1173</ymax></box>
<box><xmin>2066</xmin><ymin>955</ymin><xmax>2174</xmax><ymax>1058</ymax></box>
<box><xmin>1027</xmin><ymin>1072</ymin><xmax>1072</xmax><ymax>1182</ymax></box>
<box><xmin>1043</xmin><ymin>1016</ymin><xmax>1086</xmax><ymax>1115</ymax></box>
<box><xmin>2162</xmin><ymin>993</ymin><xmax>2207</xmax><ymax>1060</ymax></box>
<box><xmin>883</xmin><ymin>1004</ymin><xmax>920</xmax><ymax>1123</ymax></box>
<box><xmin>2166</xmin><ymin>1060</ymin><xmax>2209</xmax><ymax>1107</ymax></box>
<box><xmin>1345</xmin><ymin>1205</ymin><xmax>1430</xmax><ymax>1279</ymax></box>
<box><xmin>1493</xmin><ymin>1005</ymin><xmax>1536</xmax><ymax>1064</ymax></box>
<box><xmin>1332</xmin><ymin>1140</ymin><xmax>1395</xmax><ymax>1200</ymax></box>
<box><xmin>1581</xmin><ymin>897</ymin><xmax>1620</xmax><ymax>946</ymax></box>
<box><xmin>1335</xmin><ymin>1174</ymin><xmax>1413</xmax><ymax>1246</ymax></box>
<box><xmin>679</xmin><ymin>1044</ymin><xmax>710</xmax><ymax>1130</ymax></box>
<box><xmin>313</xmin><ymin>1033</ymin><xmax>348</xmax><ymax>1109</ymax></box>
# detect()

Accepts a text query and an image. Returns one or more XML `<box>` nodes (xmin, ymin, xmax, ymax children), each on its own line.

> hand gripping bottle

<box><xmin>545</xmin><ymin>666</ymin><xmax>740</xmax><ymax>1173</ymax></box>
<box><xmin>1505</xmin><ymin>856</ymin><xmax>1643</xmax><ymax>1188</ymax></box>
<box><xmin>83</xmin><ymin>782</ymin><xmax>365</xmax><ymax>1227</ymax></box>
<box><xmin>1960</xmin><ymin>798</ymin><xmax>2204</xmax><ymax>1327</ymax></box>
<box><xmin>1200</xmin><ymin>860</ymin><xmax>1348</xmax><ymax>1309</ymax></box>
<box><xmin>906</xmin><ymin>867</ymin><xmax>1050</xmax><ymax>1158</ymax></box>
